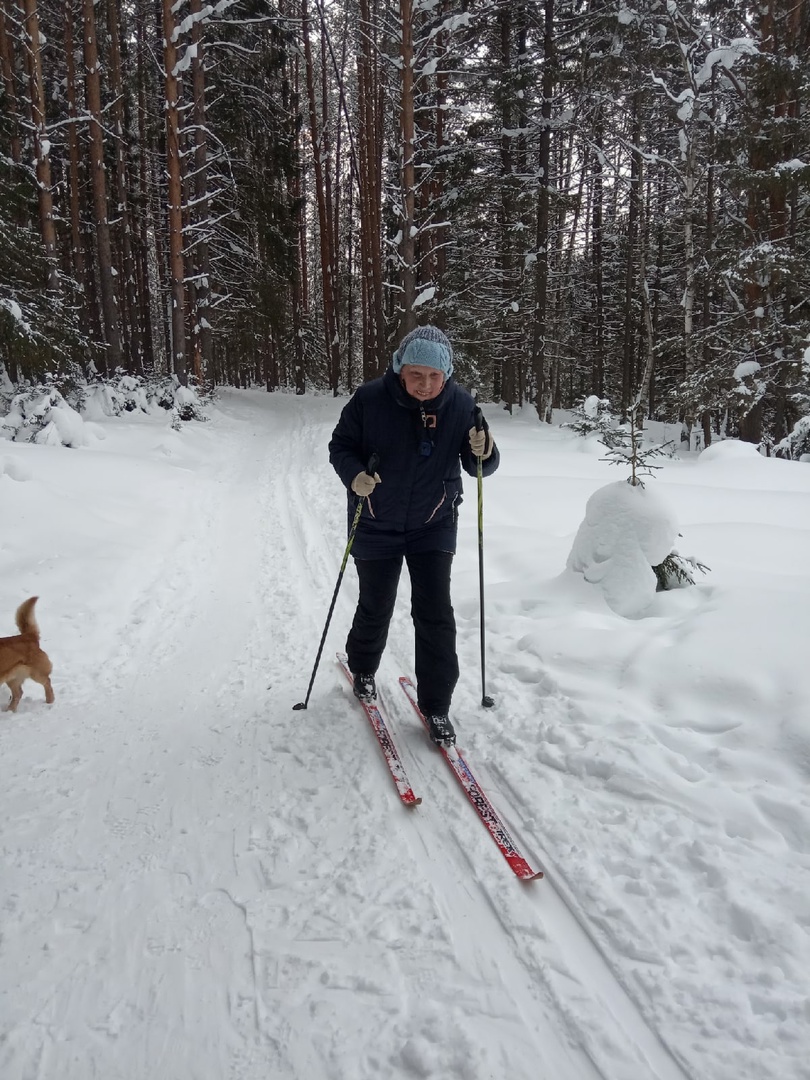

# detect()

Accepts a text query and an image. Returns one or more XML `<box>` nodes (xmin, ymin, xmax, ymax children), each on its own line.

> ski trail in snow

<box><xmin>379</xmin><ymin>677</ymin><xmax>691</xmax><ymax>1080</ymax></box>
<box><xmin>264</xmin><ymin>397</ymin><xmax>693</xmax><ymax>1080</ymax></box>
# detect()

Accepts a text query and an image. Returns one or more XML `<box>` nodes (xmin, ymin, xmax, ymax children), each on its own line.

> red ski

<box><xmin>399</xmin><ymin>676</ymin><xmax>542</xmax><ymax>880</ymax></box>
<box><xmin>337</xmin><ymin>653</ymin><xmax>421</xmax><ymax>807</ymax></box>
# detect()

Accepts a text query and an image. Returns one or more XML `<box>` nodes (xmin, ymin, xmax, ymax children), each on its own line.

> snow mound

<box><xmin>697</xmin><ymin>439</ymin><xmax>761</xmax><ymax>463</ymax></box>
<box><xmin>567</xmin><ymin>480</ymin><xmax>678</xmax><ymax>617</ymax></box>
<box><xmin>0</xmin><ymin>455</ymin><xmax>32</xmax><ymax>481</ymax></box>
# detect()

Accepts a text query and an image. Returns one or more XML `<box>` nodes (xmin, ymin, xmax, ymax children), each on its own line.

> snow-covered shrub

<box><xmin>80</xmin><ymin>370</ymin><xmax>210</xmax><ymax>422</ymax></box>
<box><xmin>169</xmin><ymin>381</ymin><xmax>209</xmax><ymax>427</ymax></box>
<box><xmin>83</xmin><ymin>368</ymin><xmax>152</xmax><ymax>417</ymax></box>
<box><xmin>567</xmin><ymin>480</ymin><xmax>679</xmax><ymax>617</ymax></box>
<box><xmin>774</xmin><ymin>416</ymin><xmax>810</xmax><ymax>462</ymax></box>
<box><xmin>0</xmin><ymin>384</ymin><xmax>86</xmax><ymax>447</ymax></box>
<box><xmin>0</xmin><ymin>365</ymin><xmax>211</xmax><ymax>442</ymax></box>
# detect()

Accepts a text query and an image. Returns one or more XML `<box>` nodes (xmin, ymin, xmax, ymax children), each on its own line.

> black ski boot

<box><xmin>426</xmin><ymin>713</ymin><xmax>456</xmax><ymax>747</ymax></box>
<box><xmin>353</xmin><ymin>672</ymin><xmax>377</xmax><ymax>704</ymax></box>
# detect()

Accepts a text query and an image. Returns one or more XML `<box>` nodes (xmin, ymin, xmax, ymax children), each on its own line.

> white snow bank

<box><xmin>698</xmin><ymin>439</ymin><xmax>761</xmax><ymax>463</ymax></box>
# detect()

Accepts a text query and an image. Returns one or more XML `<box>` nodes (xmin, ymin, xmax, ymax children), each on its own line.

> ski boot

<box><xmin>353</xmin><ymin>672</ymin><xmax>377</xmax><ymax>704</ymax></box>
<box><xmin>426</xmin><ymin>713</ymin><xmax>456</xmax><ymax>747</ymax></box>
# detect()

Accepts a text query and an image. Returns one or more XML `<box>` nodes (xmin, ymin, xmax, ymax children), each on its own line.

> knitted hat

<box><xmin>392</xmin><ymin>325</ymin><xmax>454</xmax><ymax>378</ymax></box>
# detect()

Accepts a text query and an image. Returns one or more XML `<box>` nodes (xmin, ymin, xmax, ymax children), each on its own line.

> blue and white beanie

<box><xmin>392</xmin><ymin>325</ymin><xmax>454</xmax><ymax>379</ymax></box>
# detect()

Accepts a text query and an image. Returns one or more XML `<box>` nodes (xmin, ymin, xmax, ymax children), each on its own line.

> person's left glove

<box><xmin>468</xmin><ymin>427</ymin><xmax>494</xmax><ymax>460</ymax></box>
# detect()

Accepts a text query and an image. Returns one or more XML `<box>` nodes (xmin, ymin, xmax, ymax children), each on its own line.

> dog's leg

<box><xmin>5</xmin><ymin>677</ymin><xmax>23</xmax><ymax>712</ymax></box>
<box><xmin>37</xmin><ymin>674</ymin><xmax>55</xmax><ymax>704</ymax></box>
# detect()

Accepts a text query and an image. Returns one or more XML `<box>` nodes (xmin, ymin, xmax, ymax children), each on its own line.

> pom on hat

<box><xmin>392</xmin><ymin>325</ymin><xmax>454</xmax><ymax>378</ymax></box>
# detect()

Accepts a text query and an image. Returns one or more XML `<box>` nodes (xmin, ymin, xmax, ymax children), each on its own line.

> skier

<box><xmin>328</xmin><ymin>324</ymin><xmax>500</xmax><ymax>746</ymax></box>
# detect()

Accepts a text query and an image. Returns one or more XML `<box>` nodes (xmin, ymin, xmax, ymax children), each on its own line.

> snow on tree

<box><xmin>567</xmin><ymin>479</ymin><xmax>679</xmax><ymax>617</ymax></box>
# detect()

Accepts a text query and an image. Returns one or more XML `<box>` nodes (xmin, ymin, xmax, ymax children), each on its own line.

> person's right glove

<box><xmin>351</xmin><ymin>470</ymin><xmax>381</xmax><ymax>497</ymax></box>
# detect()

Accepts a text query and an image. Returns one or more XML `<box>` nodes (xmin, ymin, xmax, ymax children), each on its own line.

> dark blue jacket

<box><xmin>329</xmin><ymin>367</ymin><xmax>500</xmax><ymax>558</ymax></box>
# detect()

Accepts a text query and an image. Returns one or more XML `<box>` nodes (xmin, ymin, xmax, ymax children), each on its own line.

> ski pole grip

<box><xmin>474</xmin><ymin>407</ymin><xmax>488</xmax><ymax>434</ymax></box>
<box><xmin>366</xmin><ymin>452</ymin><xmax>380</xmax><ymax>476</ymax></box>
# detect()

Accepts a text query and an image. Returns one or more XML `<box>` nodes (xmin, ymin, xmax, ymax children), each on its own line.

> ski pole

<box><xmin>293</xmin><ymin>453</ymin><xmax>379</xmax><ymax>711</ymax></box>
<box><xmin>474</xmin><ymin>408</ymin><xmax>495</xmax><ymax>708</ymax></box>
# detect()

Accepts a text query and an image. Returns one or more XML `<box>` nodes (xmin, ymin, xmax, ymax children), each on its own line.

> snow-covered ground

<box><xmin>1</xmin><ymin>388</ymin><xmax>809</xmax><ymax>1080</ymax></box>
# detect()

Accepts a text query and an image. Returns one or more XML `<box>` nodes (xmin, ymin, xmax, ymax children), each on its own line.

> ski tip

<box><xmin>408</xmin><ymin>796</ymin><xmax>423</xmax><ymax>807</ymax></box>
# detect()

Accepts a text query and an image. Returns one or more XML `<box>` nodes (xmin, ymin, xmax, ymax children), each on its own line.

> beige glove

<box><xmin>468</xmin><ymin>427</ymin><xmax>494</xmax><ymax>460</ymax></box>
<box><xmin>351</xmin><ymin>470</ymin><xmax>381</xmax><ymax>497</ymax></box>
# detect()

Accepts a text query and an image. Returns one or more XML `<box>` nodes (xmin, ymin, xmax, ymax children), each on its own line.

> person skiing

<box><xmin>328</xmin><ymin>324</ymin><xmax>499</xmax><ymax>746</ymax></box>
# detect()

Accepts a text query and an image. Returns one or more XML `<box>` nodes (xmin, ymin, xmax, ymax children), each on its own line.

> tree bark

<box><xmin>82</xmin><ymin>0</ymin><xmax>122</xmax><ymax>370</ymax></box>
<box><xmin>21</xmin><ymin>0</ymin><xmax>58</xmax><ymax>291</ymax></box>
<box><xmin>620</xmin><ymin>93</ymin><xmax>642</xmax><ymax>415</ymax></box>
<box><xmin>63</xmin><ymin>0</ymin><xmax>86</xmax><ymax>296</ymax></box>
<box><xmin>302</xmin><ymin>0</ymin><xmax>341</xmax><ymax>391</ymax></box>
<box><xmin>189</xmin><ymin>0</ymin><xmax>212</xmax><ymax>382</ymax></box>
<box><xmin>398</xmin><ymin>0</ymin><xmax>417</xmax><ymax>336</ymax></box>
<box><xmin>0</xmin><ymin>4</ymin><xmax>22</xmax><ymax>167</ymax></box>
<box><xmin>532</xmin><ymin>0</ymin><xmax>554</xmax><ymax>422</ymax></box>
<box><xmin>107</xmin><ymin>0</ymin><xmax>143</xmax><ymax>372</ymax></box>
<box><xmin>134</xmin><ymin>1</ymin><xmax>155</xmax><ymax>371</ymax></box>
<box><xmin>162</xmin><ymin>0</ymin><xmax>187</xmax><ymax>382</ymax></box>
<box><xmin>357</xmin><ymin>0</ymin><xmax>385</xmax><ymax>377</ymax></box>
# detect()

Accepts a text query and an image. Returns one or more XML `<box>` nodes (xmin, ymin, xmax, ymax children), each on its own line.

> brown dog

<box><xmin>0</xmin><ymin>597</ymin><xmax>55</xmax><ymax>713</ymax></box>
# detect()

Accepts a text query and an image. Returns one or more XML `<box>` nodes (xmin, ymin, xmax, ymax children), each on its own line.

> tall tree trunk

<box><xmin>398</xmin><ymin>0</ymin><xmax>417</xmax><ymax>336</ymax></box>
<box><xmin>620</xmin><ymin>93</ymin><xmax>642</xmax><ymax>415</ymax></box>
<box><xmin>357</xmin><ymin>0</ymin><xmax>385</xmax><ymax>377</ymax></box>
<box><xmin>302</xmin><ymin>0</ymin><xmax>341</xmax><ymax>391</ymax></box>
<box><xmin>0</xmin><ymin>4</ymin><xmax>22</xmax><ymax>167</ymax></box>
<box><xmin>162</xmin><ymin>0</ymin><xmax>187</xmax><ymax>382</ymax></box>
<box><xmin>591</xmin><ymin>115</ymin><xmax>605</xmax><ymax>397</ymax></box>
<box><xmin>189</xmin><ymin>0</ymin><xmax>212</xmax><ymax>381</ymax></box>
<box><xmin>21</xmin><ymin>0</ymin><xmax>58</xmax><ymax>291</ymax></box>
<box><xmin>63</xmin><ymin>0</ymin><xmax>87</xmax><ymax>297</ymax></box>
<box><xmin>82</xmin><ymin>0</ymin><xmax>122</xmax><ymax>370</ymax></box>
<box><xmin>134</xmin><ymin>2</ymin><xmax>155</xmax><ymax>371</ymax></box>
<box><xmin>106</xmin><ymin>0</ymin><xmax>143</xmax><ymax>372</ymax></box>
<box><xmin>281</xmin><ymin>0</ymin><xmax>306</xmax><ymax>394</ymax></box>
<box><xmin>532</xmin><ymin>0</ymin><xmax>554</xmax><ymax>422</ymax></box>
<box><xmin>497</xmin><ymin>2</ymin><xmax>517</xmax><ymax>409</ymax></box>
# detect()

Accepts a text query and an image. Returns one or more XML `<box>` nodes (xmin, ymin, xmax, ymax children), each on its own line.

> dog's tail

<box><xmin>15</xmin><ymin>596</ymin><xmax>41</xmax><ymax>638</ymax></box>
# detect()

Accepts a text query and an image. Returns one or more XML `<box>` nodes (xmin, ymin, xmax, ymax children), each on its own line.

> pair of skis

<box><xmin>337</xmin><ymin>652</ymin><xmax>542</xmax><ymax>881</ymax></box>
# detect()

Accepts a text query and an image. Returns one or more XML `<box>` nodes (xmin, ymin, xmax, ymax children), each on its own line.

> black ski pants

<box><xmin>346</xmin><ymin>551</ymin><xmax>459</xmax><ymax>716</ymax></box>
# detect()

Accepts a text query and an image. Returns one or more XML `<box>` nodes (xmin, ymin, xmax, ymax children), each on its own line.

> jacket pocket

<box><xmin>425</xmin><ymin>478</ymin><xmax>461</xmax><ymax>524</ymax></box>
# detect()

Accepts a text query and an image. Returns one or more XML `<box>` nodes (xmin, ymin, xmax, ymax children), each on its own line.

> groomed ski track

<box><xmin>0</xmin><ymin>390</ymin><xmax>693</xmax><ymax>1080</ymax></box>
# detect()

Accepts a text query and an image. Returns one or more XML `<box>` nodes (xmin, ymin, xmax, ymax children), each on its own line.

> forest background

<box><xmin>1</xmin><ymin>0</ymin><xmax>809</xmax><ymax>452</ymax></box>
